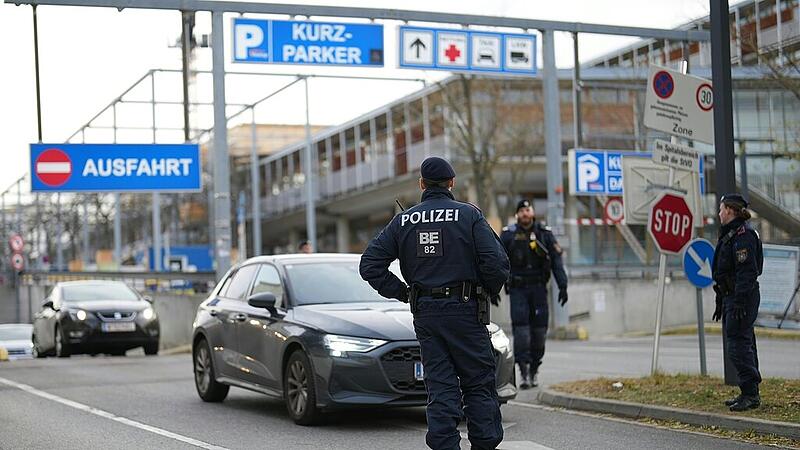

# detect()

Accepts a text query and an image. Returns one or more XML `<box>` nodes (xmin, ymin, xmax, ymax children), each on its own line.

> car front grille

<box><xmin>97</xmin><ymin>311</ymin><xmax>136</xmax><ymax>321</ymax></box>
<box><xmin>380</xmin><ymin>346</ymin><xmax>426</xmax><ymax>393</ymax></box>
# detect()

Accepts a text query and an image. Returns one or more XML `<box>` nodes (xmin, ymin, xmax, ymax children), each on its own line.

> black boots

<box><xmin>730</xmin><ymin>395</ymin><xmax>760</xmax><ymax>412</ymax></box>
<box><xmin>724</xmin><ymin>395</ymin><xmax>742</xmax><ymax>407</ymax></box>
<box><xmin>518</xmin><ymin>363</ymin><xmax>530</xmax><ymax>390</ymax></box>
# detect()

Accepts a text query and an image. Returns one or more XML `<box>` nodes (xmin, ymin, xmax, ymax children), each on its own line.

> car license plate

<box><xmin>101</xmin><ymin>322</ymin><xmax>136</xmax><ymax>333</ymax></box>
<box><xmin>414</xmin><ymin>362</ymin><xmax>424</xmax><ymax>380</ymax></box>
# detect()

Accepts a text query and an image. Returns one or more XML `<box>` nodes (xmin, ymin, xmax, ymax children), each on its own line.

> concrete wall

<box><xmin>488</xmin><ymin>274</ymin><xmax>714</xmax><ymax>338</ymax></box>
<box><xmin>3</xmin><ymin>284</ymin><xmax>207</xmax><ymax>350</ymax></box>
<box><xmin>4</xmin><ymin>275</ymin><xmax>711</xmax><ymax>343</ymax></box>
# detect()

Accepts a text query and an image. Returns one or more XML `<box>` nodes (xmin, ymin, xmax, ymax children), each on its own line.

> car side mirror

<box><xmin>143</xmin><ymin>295</ymin><xmax>153</xmax><ymax>303</ymax></box>
<box><xmin>247</xmin><ymin>292</ymin><xmax>277</xmax><ymax>310</ymax></box>
<box><xmin>42</xmin><ymin>299</ymin><xmax>54</xmax><ymax>310</ymax></box>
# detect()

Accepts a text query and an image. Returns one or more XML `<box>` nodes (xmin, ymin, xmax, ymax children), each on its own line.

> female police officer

<box><xmin>711</xmin><ymin>193</ymin><xmax>763</xmax><ymax>412</ymax></box>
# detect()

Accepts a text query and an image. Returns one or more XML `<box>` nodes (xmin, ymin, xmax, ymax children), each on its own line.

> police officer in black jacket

<box><xmin>360</xmin><ymin>156</ymin><xmax>510</xmax><ymax>450</ymax></box>
<box><xmin>712</xmin><ymin>193</ymin><xmax>764</xmax><ymax>412</ymax></box>
<box><xmin>499</xmin><ymin>200</ymin><xmax>568</xmax><ymax>389</ymax></box>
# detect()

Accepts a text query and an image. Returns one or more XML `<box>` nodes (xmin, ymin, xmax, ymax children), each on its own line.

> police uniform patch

<box><xmin>736</xmin><ymin>248</ymin><xmax>748</xmax><ymax>263</ymax></box>
<box><xmin>417</xmin><ymin>229</ymin><xmax>443</xmax><ymax>257</ymax></box>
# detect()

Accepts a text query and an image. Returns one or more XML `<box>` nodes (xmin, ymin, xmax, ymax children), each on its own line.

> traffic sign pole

<box><xmin>696</xmin><ymin>287</ymin><xmax>707</xmax><ymax>376</ymax></box>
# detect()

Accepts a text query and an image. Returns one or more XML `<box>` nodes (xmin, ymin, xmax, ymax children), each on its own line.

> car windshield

<box><xmin>0</xmin><ymin>325</ymin><xmax>32</xmax><ymax>341</ymax></box>
<box><xmin>285</xmin><ymin>260</ymin><xmax>401</xmax><ymax>306</ymax></box>
<box><xmin>62</xmin><ymin>283</ymin><xmax>140</xmax><ymax>302</ymax></box>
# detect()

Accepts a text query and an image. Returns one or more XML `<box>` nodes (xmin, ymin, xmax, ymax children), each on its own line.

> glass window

<box><xmin>62</xmin><ymin>283</ymin><xmax>140</xmax><ymax>303</ymax></box>
<box><xmin>285</xmin><ymin>261</ymin><xmax>401</xmax><ymax>306</ymax></box>
<box><xmin>251</xmin><ymin>264</ymin><xmax>285</xmax><ymax>306</ymax></box>
<box><xmin>222</xmin><ymin>265</ymin><xmax>259</xmax><ymax>300</ymax></box>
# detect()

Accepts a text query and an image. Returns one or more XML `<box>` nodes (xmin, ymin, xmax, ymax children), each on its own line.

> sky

<box><xmin>0</xmin><ymin>0</ymin><xmax>720</xmax><ymax>200</ymax></box>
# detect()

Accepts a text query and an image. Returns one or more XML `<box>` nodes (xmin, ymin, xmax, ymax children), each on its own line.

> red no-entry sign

<box><xmin>35</xmin><ymin>148</ymin><xmax>73</xmax><ymax>187</ymax></box>
<box><xmin>648</xmin><ymin>192</ymin><xmax>694</xmax><ymax>255</ymax></box>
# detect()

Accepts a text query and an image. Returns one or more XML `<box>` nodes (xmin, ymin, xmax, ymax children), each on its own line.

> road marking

<box><xmin>0</xmin><ymin>376</ymin><xmax>228</xmax><ymax>450</ymax></box>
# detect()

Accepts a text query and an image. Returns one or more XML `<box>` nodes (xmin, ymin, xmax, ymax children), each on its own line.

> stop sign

<box><xmin>648</xmin><ymin>192</ymin><xmax>694</xmax><ymax>254</ymax></box>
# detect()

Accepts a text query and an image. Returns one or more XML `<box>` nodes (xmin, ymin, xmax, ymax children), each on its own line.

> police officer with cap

<box><xmin>360</xmin><ymin>156</ymin><xmax>510</xmax><ymax>450</ymax></box>
<box><xmin>712</xmin><ymin>193</ymin><xmax>764</xmax><ymax>412</ymax></box>
<box><xmin>499</xmin><ymin>199</ymin><xmax>568</xmax><ymax>389</ymax></box>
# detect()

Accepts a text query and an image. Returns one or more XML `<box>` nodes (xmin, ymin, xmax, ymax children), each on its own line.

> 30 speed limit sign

<box><xmin>696</xmin><ymin>83</ymin><xmax>713</xmax><ymax>112</ymax></box>
<box><xmin>604</xmin><ymin>197</ymin><xmax>625</xmax><ymax>224</ymax></box>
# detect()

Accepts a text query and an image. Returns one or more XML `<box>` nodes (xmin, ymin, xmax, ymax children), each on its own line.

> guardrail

<box><xmin>20</xmin><ymin>271</ymin><xmax>218</xmax><ymax>294</ymax></box>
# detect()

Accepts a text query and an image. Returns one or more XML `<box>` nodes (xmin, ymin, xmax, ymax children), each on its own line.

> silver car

<box><xmin>0</xmin><ymin>324</ymin><xmax>34</xmax><ymax>360</ymax></box>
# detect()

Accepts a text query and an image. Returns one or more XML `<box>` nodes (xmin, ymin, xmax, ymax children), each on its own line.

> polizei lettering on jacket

<box><xmin>400</xmin><ymin>209</ymin><xmax>459</xmax><ymax>227</ymax></box>
<box><xmin>82</xmin><ymin>158</ymin><xmax>194</xmax><ymax>177</ymax></box>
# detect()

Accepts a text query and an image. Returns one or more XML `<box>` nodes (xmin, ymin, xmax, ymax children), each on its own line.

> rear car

<box><xmin>0</xmin><ymin>324</ymin><xmax>34</xmax><ymax>360</ymax></box>
<box><xmin>191</xmin><ymin>254</ymin><xmax>516</xmax><ymax>425</ymax></box>
<box><xmin>32</xmin><ymin>280</ymin><xmax>160</xmax><ymax>357</ymax></box>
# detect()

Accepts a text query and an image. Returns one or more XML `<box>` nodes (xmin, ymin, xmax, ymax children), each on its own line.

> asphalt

<box><xmin>0</xmin><ymin>336</ymin><xmax>790</xmax><ymax>450</ymax></box>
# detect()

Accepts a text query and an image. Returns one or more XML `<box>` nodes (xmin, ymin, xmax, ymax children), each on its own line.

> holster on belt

<box><xmin>409</xmin><ymin>285</ymin><xmax>419</xmax><ymax>314</ymax></box>
<box><xmin>713</xmin><ymin>277</ymin><xmax>734</xmax><ymax>297</ymax></box>
<box><xmin>476</xmin><ymin>286</ymin><xmax>490</xmax><ymax>325</ymax></box>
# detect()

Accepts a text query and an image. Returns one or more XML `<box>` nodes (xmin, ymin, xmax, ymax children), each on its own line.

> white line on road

<box><xmin>0</xmin><ymin>376</ymin><xmax>229</xmax><ymax>450</ymax></box>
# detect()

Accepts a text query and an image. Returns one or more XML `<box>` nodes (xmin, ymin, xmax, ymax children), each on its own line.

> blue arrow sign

<box><xmin>683</xmin><ymin>238</ymin><xmax>715</xmax><ymax>288</ymax></box>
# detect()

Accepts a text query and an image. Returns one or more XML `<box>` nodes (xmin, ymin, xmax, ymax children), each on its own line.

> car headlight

<box><xmin>488</xmin><ymin>324</ymin><xmax>510</xmax><ymax>354</ymax></box>
<box><xmin>142</xmin><ymin>307</ymin><xmax>156</xmax><ymax>321</ymax></box>
<box><xmin>71</xmin><ymin>309</ymin><xmax>88</xmax><ymax>321</ymax></box>
<box><xmin>323</xmin><ymin>334</ymin><xmax>387</xmax><ymax>357</ymax></box>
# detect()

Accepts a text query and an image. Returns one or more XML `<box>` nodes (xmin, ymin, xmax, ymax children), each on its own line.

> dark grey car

<box><xmin>32</xmin><ymin>280</ymin><xmax>160</xmax><ymax>357</ymax></box>
<box><xmin>191</xmin><ymin>253</ymin><xmax>516</xmax><ymax>425</ymax></box>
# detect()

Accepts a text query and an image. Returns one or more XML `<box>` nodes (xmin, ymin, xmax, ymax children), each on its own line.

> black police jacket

<box><xmin>712</xmin><ymin>217</ymin><xmax>763</xmax><ymax>307</ymax></box>
<box><xmin>500</xmin><ymin>222</ymin><xmax>568</xmax><ymax>290</ymax></box>
<box><xmin>359</xmin><ymin>186</ymin><xmax>510</xmax><ymax>299</ymax></box>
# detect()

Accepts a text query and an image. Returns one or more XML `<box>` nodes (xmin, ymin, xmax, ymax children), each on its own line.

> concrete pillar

<box><xmin>566</xmin><ymin>194</ymin><xmax>580</xmax><ymax>266</ymax></box>
<box><xmin>336</xmin><ymin>217</ymin><xmax>350</xmax><ymax>254</ymax></box>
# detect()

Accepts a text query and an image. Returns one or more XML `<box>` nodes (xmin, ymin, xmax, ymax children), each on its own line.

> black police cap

<box><xmin>516</xmin><ymin>199</ymin><xmax>532</xmax><ymax>212</ymax></box>
<box><xmin>420</xmin><ymin>156</ymin><xmax>456</xmax><ymax>181</ymax></box>
<box><xmin>721</xmin><ymin>193</ymin><xmax>749</xmax><ymax>209</ymax></box>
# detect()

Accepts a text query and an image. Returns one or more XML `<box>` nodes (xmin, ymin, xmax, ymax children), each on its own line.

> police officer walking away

<box><xmin>360</xmin><ymin>156</ymin><xmax>510</xmax><ymax>450</ymax></box>
<box><xmin>712</xmin><ymin>193</ymin><xmax>764</xmax><ymax>412</ymax></box>
<box><xmin>500</xmin><ymin>200</ymin><xmax>568</xmax><ymax>389</ymax></box>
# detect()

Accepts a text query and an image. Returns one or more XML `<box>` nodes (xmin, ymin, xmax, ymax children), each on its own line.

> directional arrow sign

<box><xmin>683</xmin><ymin>238</ymin><xmax>715</xmax><ymax>288</ymax></box>
<box><xmin>410</xmin><ymin>38</ymin><xmax>426</xmax><ymax>59</ymax></box>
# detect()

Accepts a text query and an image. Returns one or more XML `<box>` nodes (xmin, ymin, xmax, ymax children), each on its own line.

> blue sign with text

<box><xmin>570</xmin><ymin>149</ymin><xmax>705</xmax><ymax>196</ymax></box>
<box><xmin>683</xmin><ymin>238</ymin><xmax>715</xmax><ymax>288</ymax></box>
<box><xmin>232</xmin><ymin>18</ymin><xmax>384</xmax><ymax>66</ymax></box>
<box><xmin>30</xmin><ymin>143</ymin><xmax>201</xmax><ymax>193</ymax></box>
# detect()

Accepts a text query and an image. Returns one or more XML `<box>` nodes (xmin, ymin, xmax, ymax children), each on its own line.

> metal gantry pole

<box><xmin>151</xmin><ymin>71</ymin><xmax>162</xmax><ymax>272</ymax></box>
<box><xmin>303</xmin><ymin>77</ymin><xmax>317</xmax><ymax>251</ymax></box>
<box><xmin>82</xmin><ymin>201</ymin><xmax>89</xmax><ymax>268</ymax></box>
<box><xmin>250</xmin><ymin>107</ymin><xmax>262</xmax><ymax>256</ymax></box>
<box><xmin>542</xmin><ymin>29</ymin><xmax>568</xmax><ymax>329</ymax></box>
<box><xmin>112</xmin><ymin>103</ymin><xmax>122</xmax><ymax>267</ymax></box>
<box><xmin>56</xmin><ymin>193</ymin><xmax>63</xmax><ymax>271</ymax></box>
<box><xmin>32</xmin><ymin>4</ymin><xmax>43</xmax><ymax>142</ymax></box>
<box><xmin>211</xmin><ymin>11</ymin><xmax>232</xmax><ymax>279</ymax></box>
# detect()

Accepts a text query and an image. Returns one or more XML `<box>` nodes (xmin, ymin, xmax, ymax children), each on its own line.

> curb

<box><xmin>537</xmin><ymin>388</ymin><xmax>800</xmax><ymax>440</ymax></box>
<box><xmin>160</xmin><ymin>344</ymin><xmax>192</xmax><ymax>355</ymax></box>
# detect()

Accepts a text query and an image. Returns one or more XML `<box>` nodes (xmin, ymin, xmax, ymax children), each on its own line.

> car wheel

<box><xmin>284</xmin><ymin>350</ymin><xmax>320</xmax><ymax>425</ymax></box>
<box><xmin>193</xmin><ymin>338</ymin><xmax>229</xmax><ymax>402</ymax></box>
<box><xmin>32</xmin><ymin>335</ymin><xmax>45</xmax><ymax>359</ymax></box>
<box><xmin>144</xmin><ymin>342</ymin><xmax>159</xmax><ymax>356</ymax></box>
<box><xmin>55</xmin><ymin>326</ymin><xmax>70</xmax><ymax>358</ymax></box>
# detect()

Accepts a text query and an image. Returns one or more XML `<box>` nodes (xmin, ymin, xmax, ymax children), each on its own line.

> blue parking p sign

<box><xmin>232</xmin><ymin>18</ymin><xmax>384</xmax><ymax>66</ymax></box>
<box><xmin>30</xmin><ymin>143</ymin><xmax>201</xmax><ymax>193</ymax></box>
